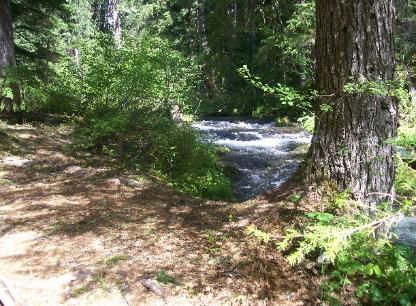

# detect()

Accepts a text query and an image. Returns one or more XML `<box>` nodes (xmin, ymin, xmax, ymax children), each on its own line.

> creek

<box><xmin>192</xmin><ymin>118</ymin><xmax>311</xmax><ymax>201</ymax></box>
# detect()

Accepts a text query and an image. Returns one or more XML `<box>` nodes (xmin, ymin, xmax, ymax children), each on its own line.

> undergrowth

<box><xmin>73</xmin><ymin>110</ymin><xmax>232</xmax><ymax>200</ymax></box>
<box><xmin>249</xmin><ymin>183</ymin><xmax>416</xmax><ymax>305</ymax></box>
<box><xmin>248</xmin><ymin>143</ymin><xmax>416</xmax><ymax>305</ymax></box>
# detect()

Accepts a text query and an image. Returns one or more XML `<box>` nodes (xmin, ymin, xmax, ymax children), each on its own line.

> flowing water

<box><xmin>192</xmin><ymin>118</ymin><xmax>311</xmax><ymax>201</ymax></box>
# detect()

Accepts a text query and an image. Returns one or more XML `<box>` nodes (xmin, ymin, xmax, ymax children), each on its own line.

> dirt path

<box><xmin>0</xmin><ymin>121</ymin><xmax>320</xmax><ymax>305</ymax></box>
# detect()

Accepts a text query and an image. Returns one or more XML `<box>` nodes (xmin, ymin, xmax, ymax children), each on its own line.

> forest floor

<box><xmin>0</xmin><ymin>119</ymin><xmax>322</xmax><ymax>306</ymax></box>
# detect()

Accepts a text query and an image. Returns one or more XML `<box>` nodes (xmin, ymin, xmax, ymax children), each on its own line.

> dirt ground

<box><xmin>0</xmin><ymin>120</ymin><xmax>321</xmax><ymax>305</ymax></box>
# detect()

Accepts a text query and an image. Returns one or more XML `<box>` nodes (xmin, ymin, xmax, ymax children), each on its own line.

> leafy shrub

<box><xmin>15</xmin><ymin>33</ymin><xmax>201</xmax><ymax>116</ymax></box>
<box><xmin>74</xmin><ymin>110</ymin><xmax>232</xmax><ymax>200</ymax></box>
<box><xmin>395</xmin><ymin>158</ymin><xmax>416</xmax><ymax>200</ymax></box>
<box><xmin>323</xmin><ymin>237</ymin><xmax>416</xmax><ymax>305</ymax></box>
<box><xmin>274</xmin><ymin>192</ymin><xmax>416</xmax><ymax>305</ymax></box>
<box><xmin>63</xmin><ymin>33</ymin><xmax>231</xmax><ymax>199</ymax></box>
<box><xmin>247</xmin><ymin>185</ymin><xmax>416</xmax><ymax>305</ymax></box>
<box><xmin>76</xmin><ymin>35</ymin><xmax>199</xmax><ymax>114</ymax></box>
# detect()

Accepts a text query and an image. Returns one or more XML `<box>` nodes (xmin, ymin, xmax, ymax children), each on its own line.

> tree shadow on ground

<box><xmin>0</xmin><ymin>121</ymin><xmax>321</xmax><ymax>305</ymax></box>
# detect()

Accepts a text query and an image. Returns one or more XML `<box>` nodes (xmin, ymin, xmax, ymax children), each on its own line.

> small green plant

<box><xmin>48</xmin><ymin>221</ymin><xmax>63</xmax><ymax>230</ymax></box>
<box><xmin>275</xmin><ymin>191</ymin><xmax>416</xmax><ymax>305</ymax></box>
<box><xmin>247</xmin><ymin>177</ymin><xmax>416</xmax><ymax>304</ymax></box>
<box><xmin>288</xmin><ymin>194</ymin><xmax>302</xmax><ymax>205</ymax></box>
<box><xmin>228</xmin><ymin>214</ymin><xmax>237</xmax><ymax>222</ymax></box>
<box><xmin>0</xmin><ymin>178</ymin><xmax>12</xmax><ymax>185</ymax></box>
<box><xmin>329</xmin><ymin>188</ymin><xmax>353</xmax><ymax>211</ymax></box>
<box><xmin>209</xmin><ymin>247</ymin><xmax>221</xmax><ymax>255</ymax></box>
<box><xmin>103</xmin><ymin>255</ymin><xmax>129</xmax><ymax>266</ymax></box>
<box><xmin>70</xmin><ymin>285</ymin><xmax>91</xmax><ymax>298</ymax></box>
<box><xmin>93</xmin><ymin>275</ymin><xmax>112</xmax><ymax>292</ymax></box>
<box><xmin>220</xmin><ymin>233</ymin><xmax>229</xmax><ymax>241</ymax></box>
<box><xmin>156</xmin><ymin>270</ymin><xmax>175</xmax><ymax>284</ymax></box>
<box><xmin>321</xmin><ymin>237</ymin><xmax>416</xmax><ymax>305</ymax></box>
<box><xmin>306</xmin><ymin>212</ymin><xmax>335</xmax><ymax>225</ymax></box>
<box><xmin>246</xmin><ymin>225</ymin><xmax>271</xmax><ymax>243</ymax></box>
<box><xmin>206</xmin><ymin>230</ymin><xmax>216</xmax><ymax>245</ymax></box>
<box><xmin>205</xmin><ymin>230</ymin><xmax>225</xmax><ymax>255</ymax></box>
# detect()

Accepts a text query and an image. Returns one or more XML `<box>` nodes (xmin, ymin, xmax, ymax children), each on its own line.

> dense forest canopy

<box><xmin>0</xmin><ymin>0</ymin><xmax>416</xmax><ymax>305</ymax></box>
<box><xmin>0</xmin><ymin>0</ymin><xmax>318</xmax><ymax>117</ymax></box>
<box><xmin>1</xmin><ymin>0</ymin><xmax>415</xmax><ymax>117</ymax></box>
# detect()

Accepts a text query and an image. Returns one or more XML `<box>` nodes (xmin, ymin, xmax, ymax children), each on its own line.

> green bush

<box><xmin>15</xmin><ymin>33</ymin><xmax>201</xmax><ymax>116</ymax></box>
<box><xmin>246</xmin><ymin>183</ymin><xmax>416</xmax><ymax>305</ymax></box>
<box><xmin>63</xmin><ymin>33</ymin><xmax>231</xmax><ymax>199</ymax></box>
<box><xmin>74</xmin><ymin>111</ymin><xmax>232</xmax><ymax>200</ymax></box>
<box><xmin>323</xmin><ymin>236</ymin><xmax>416</xmax><ymax>305</ymax></box>
<box><xmin>274</xmin><ymin>191</ymin><xmax>416</xmax><ymax>305</ymax></box>
<box><xmin>396</xmin><ymin>158</ymin><xmax>416</xmax><ymax>199</ymax></box>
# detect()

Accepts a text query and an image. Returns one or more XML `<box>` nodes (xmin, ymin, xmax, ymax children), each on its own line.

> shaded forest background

<box><xmin>4</xmin><ymin>0</ymin><xmax>316</xmax><ymax>118</ymax></box>
<box><xmin>1</xmin><ymin>0</ymin><xmax>415</xmax><ymax>118</ymax></box>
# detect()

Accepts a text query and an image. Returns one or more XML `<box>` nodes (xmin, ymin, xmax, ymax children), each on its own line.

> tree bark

<box><xmin>94</xmin><ymin>0</ymin><xmax>121</xmax><ymax>47</ymax></box>
<box><xmin>0</xmin><ymin>0</ymin><xmax>20</xmax><ymax>113</ymax></box>
<box><xmin>197</xmin><ymin>0</ymin><xmax>216</xmax><ymax>98</ymax></box>
<box><xmin>306</xmin><ymin>0</ymin><xmax>398</xmax><ymax>205</ymax></box>
<box><xmin>197</xmin><ymin>0</ymin><xmax>210</xmax><ymax>56</ymax></box>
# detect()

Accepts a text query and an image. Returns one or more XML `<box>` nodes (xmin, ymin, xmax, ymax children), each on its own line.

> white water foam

<box><xmin>192</xmin><ymin>119</ymin><xmax>311</xmax><ymax>200</ymax></box>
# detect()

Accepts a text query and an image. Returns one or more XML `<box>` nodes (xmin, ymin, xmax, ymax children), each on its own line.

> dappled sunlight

<box><xmin>0</xmin><ymin>0</ymin><xmax>414</xmax><ymax>303</ymax></box>
<box><xmin>0</xmin><ymin>122</ymin><xmax>320</xmax><ymax>305</ymax></box>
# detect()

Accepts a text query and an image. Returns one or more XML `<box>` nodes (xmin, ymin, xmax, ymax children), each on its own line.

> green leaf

<box><xmin>363</xmin><ymin>263</ymin><xmax>374</xmax><ymax>276</ymax></box>
<box><xmin>306</xmin><ymin>212</ymin><xmax>335</xmax><ymax>224</ymax></box>
<box><xmin>288</xmin><ymin>194</ymin><xmax>302</xmax><ymax>204</ymax></box>
<box><xmin>373</xmin><ymin>264</ymin><xmax>382</xmax><ymax>276</ymax></box>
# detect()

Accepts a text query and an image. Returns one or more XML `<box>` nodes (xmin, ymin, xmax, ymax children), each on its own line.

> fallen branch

<box><xmin>141</xmin><ymin>278</ymin><xmax>166</xmax><ymax>298</ymax></box>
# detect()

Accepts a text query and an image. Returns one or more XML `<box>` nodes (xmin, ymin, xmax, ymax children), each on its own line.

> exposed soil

<box><xmin>0</xmin><ymin>119</ymin><xmax>322</xmax><ymax>305</ymax></box>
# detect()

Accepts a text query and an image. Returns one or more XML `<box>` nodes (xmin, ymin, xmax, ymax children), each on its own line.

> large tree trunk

<box><xmin>94</xmin><ymin>0</ymin><xmax>121</xmax><ymax>46</ymax></box>
<box><xmin>197</xmin><ymin>0</ymin><xmax>216</xmax><ymax>98</ymax></box>
<box><xmin>307</xmin><ymin>0</ymin><xmax>398</xmax><ymax>205</ymax></box>
<box><xmin>197</xmin><ymin>0</ymin><xmax>210</xmax><ymax>56</ymax></box>
<box><xmin>0</xmin><ymin>0</ymin><xmax>19</xmax><ymax>113</ymax></box>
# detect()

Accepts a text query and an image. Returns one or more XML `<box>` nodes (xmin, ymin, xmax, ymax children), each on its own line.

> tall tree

<box><xmin>307</xmin><ymin>0</ymin><xmax>397</xmax><ymax>204</ymax></box>
<box><xmin>0</xmin><ymin>0</ymin><xmax>19</xmax><ymax>112</ymax></box>
<box><xmin>0</xmin><ymin>0</ymin><xmax>66</xmax><ymax>112</ymax></box>
<box><xmin>94</xmin><ymin>0</ymin><xmax>121</xmax><ymax>46</ymax></box>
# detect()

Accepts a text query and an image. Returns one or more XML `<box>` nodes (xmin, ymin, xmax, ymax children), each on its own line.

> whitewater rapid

<box><xmin>192</xmin><ymin>119</ymin><xmax>311</xmax><ymax>201</ymax></box>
